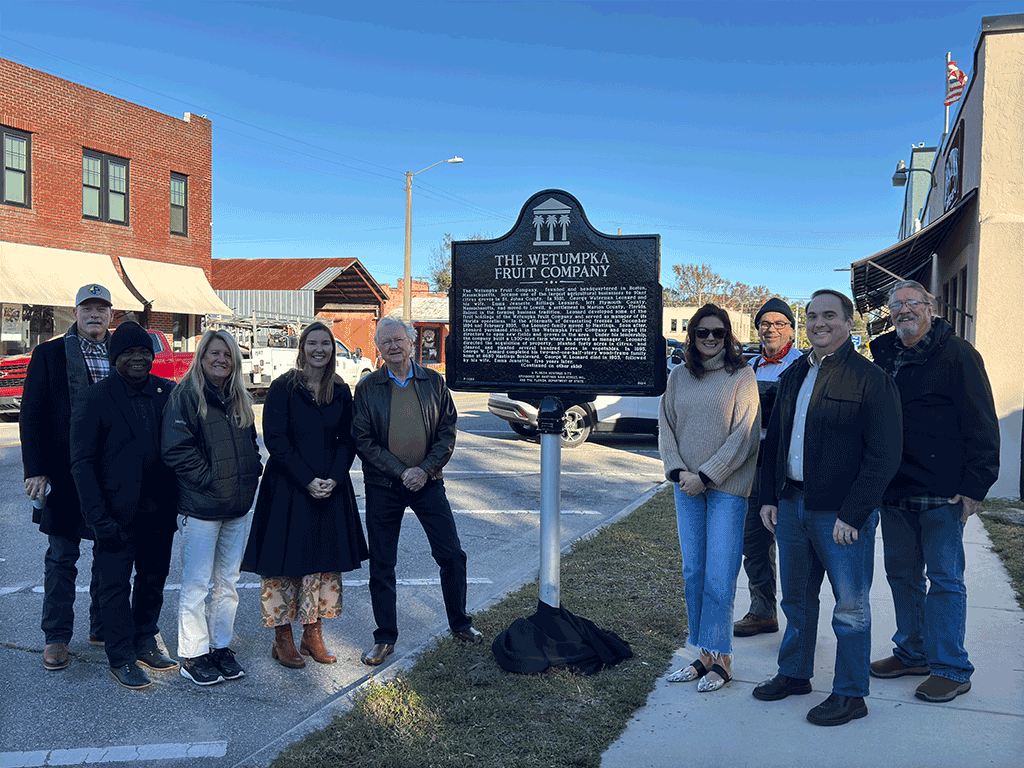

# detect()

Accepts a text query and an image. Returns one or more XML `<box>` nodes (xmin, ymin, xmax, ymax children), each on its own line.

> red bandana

<box><xmin>760</xmin><ymin>341</ymin><xmax>793</xmax><ymax>365</ymax></box>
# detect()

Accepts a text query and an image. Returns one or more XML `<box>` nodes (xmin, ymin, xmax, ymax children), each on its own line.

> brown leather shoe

<box><xmin>272</xmin><ymin>624</ymin><xmax>306</xmax><ymax>669</ymax></box>
<box><xmin>361</xmin><ymin>642</ymin><xmax>395</xmax><ymax>666</ymax></box>
<box><xmin>43</xmin><ymin>642</ymin><xmax>70</xmax><ymax>670</ymax></box>
<box><xmin>733</xmin><ymin>613</ymin><xmax>779</xmax><ymax>637</ymax></box>
<box><xmin>451</xmin><ymin>626</ymin><xmax>484</xmax><ymax>643</ymax></box>
<box><xmin>300</xmin><ymin>620</ymin><xmax>337</xmax><ymax>664</ymax></box>
<box><xmin>870</xmin><ymin>655</ymin><xmax>930</xmax><ymax>679</ymax></box>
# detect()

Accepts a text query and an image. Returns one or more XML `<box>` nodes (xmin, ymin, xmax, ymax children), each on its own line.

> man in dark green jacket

<box><xmin>868</xmin><ymin>280</ymin><xmax>999</xmax><ymax>704</ymax></box>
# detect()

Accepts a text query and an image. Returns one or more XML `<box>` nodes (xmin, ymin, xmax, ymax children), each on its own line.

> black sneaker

<box><xmin>209</xmin><ymin>647</ymin><xmax>245</xmax><ymax>680</ymax></box>
<box><xmin>180</xmin><ymin>654</ymin><xmax>225</xmax><ymax>686</ymax></box>
<box><xmin>110</xmin><ymin>662</ymin><xmax>151</xmax><ymax>690</ymax></box>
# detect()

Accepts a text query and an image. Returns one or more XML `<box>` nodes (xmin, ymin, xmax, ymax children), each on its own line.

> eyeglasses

<box><xmin>695</xmin><ymin>327</ymin><xmax>727</xmax><ymax>340</ymax></box>
<box><xmin>379</xmin><ymin>337</ymin><xmax>408</xmax><ymax>348</ymax></box>
<box><xmin>888</xmin><ymin>299</ymin><xmax>927</xmax><ymax>312</ymax></box>
<box><xmin>758</xmin><ymin>321</ymin><xmax>791</xmax><ymax>331</ymax></box>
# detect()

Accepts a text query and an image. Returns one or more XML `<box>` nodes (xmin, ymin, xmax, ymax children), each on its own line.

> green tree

<box><xmin>427</xmin><ymin>231</ymin><xmax>488</xmax><ymax>293</ymax></box>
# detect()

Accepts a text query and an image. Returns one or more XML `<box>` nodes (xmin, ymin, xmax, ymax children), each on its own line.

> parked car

<box><xmin>0</xmin><ymin>330</ymin><xmax>193</xmax><ymax>415</ymax></box>
<box><xmin>488</xmin><ymin>354</ymin><xmax>681</xmax><ymax>448</ymax></box>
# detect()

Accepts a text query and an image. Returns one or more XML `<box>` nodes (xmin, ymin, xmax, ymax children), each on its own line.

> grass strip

<box><xmin>979</xmin><ymin>499</ymin><xmax>1024</xmax><ymax>611</ymax></box>
<box><xmin>270</xmin><ymin>486</ymin><xmax>686</xmax><ymax>768</ymax></box>
<box><xmin>268</xmin><ymin>494</ymin><xmax>1024</xmax><ymax>768</ymax></box>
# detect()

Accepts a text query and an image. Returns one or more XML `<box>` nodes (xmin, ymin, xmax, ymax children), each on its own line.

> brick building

<box><xmin>1</xmin><ymin>58</ymin><xmax>228</xmax><ymax>355</ymax></box>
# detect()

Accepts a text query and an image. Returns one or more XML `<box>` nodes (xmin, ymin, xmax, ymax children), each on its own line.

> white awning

<box><xmin>0</xmin><ymin>241</ymin><xmax>144</xmax><ymax>310</ymax></box>
<box><xmin>120</xmin><ymin>257</ymin><xmax>233</xmax><ymax>316</ymax></box>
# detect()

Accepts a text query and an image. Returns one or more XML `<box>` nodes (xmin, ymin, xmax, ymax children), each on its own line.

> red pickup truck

<box><xmin>0</xmin><ymin>330</ymin><xmax>193</xmax><ymax>415</ymax></box>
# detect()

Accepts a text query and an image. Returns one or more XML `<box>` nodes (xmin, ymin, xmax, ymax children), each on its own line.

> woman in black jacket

<box><xmin>162</xmin><ymin>330</ymin><xmax>262</xmax><ymax>686</ymax></box>
<box><xmin>241</xmin><ymin>321</ymin><xmax>368</xmax><ymax>668</ymax></box>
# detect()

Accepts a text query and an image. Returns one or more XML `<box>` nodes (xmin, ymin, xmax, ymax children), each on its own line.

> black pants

<box><xmin>42</xmin><ymin>534</ymin><xmax>103</xmax><ymax>644</ymax></box>
<box><xmin>93</xmin><ymin>529</ymin><xmax>175</xmax><ymax>667</ymax></box>
<box><xmin>741</xmin><ymin>468</ymin><xmax>777</xmax><ymax>619</ymax></box>
<box><xmin>365</xmin><ymin>478</ymin><xmax>471</xmax><ymax>645</ymax></box>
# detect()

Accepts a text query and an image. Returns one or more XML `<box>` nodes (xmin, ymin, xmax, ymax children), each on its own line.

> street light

<box><xmin>892</xmin><ymin>159</ymin><xmax>936</xmax><ymax>188</ymax></box>
<box><xmin>404</xmin><ymin>156</ymin><xmax>464</xmax><ymax>321</ymax></box>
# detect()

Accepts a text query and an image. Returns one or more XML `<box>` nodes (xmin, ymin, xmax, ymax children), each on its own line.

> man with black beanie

<box><xmin>734</xmin><ymin>297</ymin><xmax>803</xmax><ymax>637</ymax></box>
<box><xmin>71</xmin><ymin>322</ymin><xmax>179</xmax><ymax>689</ymax></box>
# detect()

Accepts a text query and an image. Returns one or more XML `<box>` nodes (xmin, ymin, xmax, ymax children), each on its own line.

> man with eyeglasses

<box><xmin>352</xmin><ymin>317</ymin><xmax>481</xmax><ymax>667</ymax></box>
<box><xmin>754</xmin><ymin>289</ymin><xmax>902</xmax><ymax>726</ymax></box>
<box><xmin>868</xmin><ymin>280</ymin><xmax>999</xmax><ymax>704</ymax></box>
<box><xmin>734</xmin><ymin>298</ymin><xmax>804</xmax><ymax>639</ymax></box>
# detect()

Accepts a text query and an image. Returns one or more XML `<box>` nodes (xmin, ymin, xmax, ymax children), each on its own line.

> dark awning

<box><xmin>850</xmin><ymin>189</ymin><xmax>977</xmax><ymax>313</ymax></box>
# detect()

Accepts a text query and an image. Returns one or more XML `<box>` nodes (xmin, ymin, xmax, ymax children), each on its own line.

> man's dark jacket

<box><xmin>760</xmin><ymin>338</ymin><xmax>903</xmax><ymax>529</ymax></box>
<box><xmin>20</xmin><ymin>326</ymin><xmax>107</xmax><ymax>539</ymax></box>
<box><xmin>351</xmin><ymin>361</ymin><xmax>457</xmax><ymax>489</ymax></box>
<box><xmin>70</xmin><ymin>374</ymin><xmax>178</xmax><ymax>545</ymax></box>
<box><xmin>870</xmin><ymin>318</ymin><xmax>999</xmax><ymax>503</ymax></box>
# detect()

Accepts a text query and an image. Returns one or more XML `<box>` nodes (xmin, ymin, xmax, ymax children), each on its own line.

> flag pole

<box><xmin>942</xmin><ymin>52</ymin><xmax>951</xmax><ymax>145</ymax></box>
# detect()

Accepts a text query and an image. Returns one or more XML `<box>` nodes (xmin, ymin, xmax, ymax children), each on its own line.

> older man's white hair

<box><xmin>375</xmin><ymin>317</ymin><xmax>416</xmax><ymax>345</ymax></box>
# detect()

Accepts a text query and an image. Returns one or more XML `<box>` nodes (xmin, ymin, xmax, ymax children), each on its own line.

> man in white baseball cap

<box><xmin>21</xmin><ymin>283</ymin><xmax>114</xmax><ymax>670</ymax></box>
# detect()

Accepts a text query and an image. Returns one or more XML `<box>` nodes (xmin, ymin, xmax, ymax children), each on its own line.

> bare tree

<box><xmin>428</xmin><ymin>232</ymin><xmax>489</xmax><ymax>293</ymax></box>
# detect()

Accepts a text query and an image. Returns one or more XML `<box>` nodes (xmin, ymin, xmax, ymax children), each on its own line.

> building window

<box><xmin>171</xmin><ymin>313</ymin><xmax>190</xmax><ymax>352</ymax></box>
<box><xmin>670</xmin><ymin>319</ymin><xmax>677</xmax><ymax>332</ymax></box>
<box><xmin>82</xmin><ymin>150</ymin><xmax>129</xmax><ymax>224</ymax></box>
<box><xmin>2</xmin><ymin>126</ymin><xmax>31</xmax><ymax>207</ymax></box>
<box><xmin>171</xmin><ymin>172</ymin><xmax>188</xmax><ymax>235</ymax></box>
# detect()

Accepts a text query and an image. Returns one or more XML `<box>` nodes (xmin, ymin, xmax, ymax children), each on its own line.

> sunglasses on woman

<box><xmin>695</xmin><ymin>327</ymin><xmax>727</xmax><ymax>340</ymax></box>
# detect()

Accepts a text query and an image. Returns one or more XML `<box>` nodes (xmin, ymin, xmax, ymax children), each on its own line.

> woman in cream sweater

<box><xmin>659</xmin><ymin>304</ymin><xmax>760</xmax><ymax>692</ymax></box>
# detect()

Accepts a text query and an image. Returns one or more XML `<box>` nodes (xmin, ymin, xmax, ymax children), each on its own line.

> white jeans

<box><xmin>177</xmin><ymin>514</ymin><xmax>249</xmax><ymax>659</ymax></box>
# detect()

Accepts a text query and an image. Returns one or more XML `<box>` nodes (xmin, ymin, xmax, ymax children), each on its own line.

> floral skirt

<box><xmin>260</xmin><ymin>572</ymin><xmax>343</xmax><ymax>627</ymax></box>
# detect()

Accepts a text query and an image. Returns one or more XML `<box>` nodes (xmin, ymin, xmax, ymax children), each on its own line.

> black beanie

<box><xmin>754</xmin><ymin>297</ymin><xmax>795</xmax><ymax>328</ymax></box>
<box><xmin>109</xmin><ymin>321</ymin><xmax>154</xmax><ymax>362</ymax></box>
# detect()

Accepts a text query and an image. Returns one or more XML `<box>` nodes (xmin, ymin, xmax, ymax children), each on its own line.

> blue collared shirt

<box><xmin>386</xmin><ymin>365</ymin><xmax>414</xmax><ymax>388</ymax></box>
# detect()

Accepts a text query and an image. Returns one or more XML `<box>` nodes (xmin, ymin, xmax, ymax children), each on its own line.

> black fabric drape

<box><xmin>492</xmin><ymin>601</ymin><xmax>632</xmax><ymax>675</ymax></box>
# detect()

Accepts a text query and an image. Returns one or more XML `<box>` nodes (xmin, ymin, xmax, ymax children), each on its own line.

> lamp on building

<box><xmin>892</xmin><ymin>159</ymin><xmax>936</xmax><ymax>188</ymax></box>
<box><xmin>403</xmin><ymin>157</ymin><xmax>464</xmax><ymax>321</ymax></box>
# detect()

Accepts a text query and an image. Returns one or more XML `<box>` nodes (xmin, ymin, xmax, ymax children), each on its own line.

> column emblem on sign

<box><xmin>532</xmin><ymin>198</ymin><xmax>571</xmax><ymax>246</ymax></box>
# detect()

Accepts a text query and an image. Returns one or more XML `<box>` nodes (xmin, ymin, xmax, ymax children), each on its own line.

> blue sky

<box><xmin>1</xmin><ymin>1</ymin><xmax>1019</xmax><ymax>300</ymax></box>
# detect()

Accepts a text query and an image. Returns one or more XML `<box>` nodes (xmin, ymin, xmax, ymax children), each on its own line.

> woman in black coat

<box><xmin>241</xmin><ymin>321</ymin><xmax>368</xmax><ymax>668</ymax></box>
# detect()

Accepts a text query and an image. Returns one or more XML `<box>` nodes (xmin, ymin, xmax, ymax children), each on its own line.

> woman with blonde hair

<box><xmin>659</xmin><ymin>304</ymin><xmax>760</xmax><ymax>692</ymax></box>
<box><xmin>162</xmin><ymin>329</ymin><xmax>262</xmax><ymax>686</ymax></box>
<box><xmin>242</xmin><ymin>321</ymin><xmax>368</xmax><ymax>668</ymax></box>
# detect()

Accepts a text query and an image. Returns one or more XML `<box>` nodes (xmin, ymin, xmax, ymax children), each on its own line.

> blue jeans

<box><xmin>42</xmin><ymin>534</ymin><xmax>103</xmax><ymax>644</ymax></box>
<box><xmin>776</xmin><ymin>487</ymin><xmax>877</xmax><ymax>697</ymax></box>
<box><xmin>365</xmin><ymin>478</ymin><xmax>471</xmax><ymax>645</ymax></box>
<box><xmin>673</xmin><ymin>486</ymin><xmax>746</xmax><ymax>656</ymax></box>
<box><xmin>881</xmin><ymin>502</ymin><xmax>973</xmax><ymax>683</ymax></box>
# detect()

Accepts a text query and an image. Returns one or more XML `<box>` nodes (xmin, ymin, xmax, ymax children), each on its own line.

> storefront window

<box><xmin>172</xmin><ymin>313</ymin><xmax>190</xmax><ymax>352</ymax></box>
<box><xmin>417</xmin><ymin>325</ymin><xmax>441</xmax><ymax>365</ymax></box>
<box><xmin>0</xmin><ymin>304</ymin><xmax>73</xmax><ymax>356</ymax></box>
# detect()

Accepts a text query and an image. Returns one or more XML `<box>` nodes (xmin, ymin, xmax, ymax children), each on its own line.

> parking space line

<box><xmin>0</xmin><ymin>741</ymin><xmax>227</xmax><ymax>766</ymax></box>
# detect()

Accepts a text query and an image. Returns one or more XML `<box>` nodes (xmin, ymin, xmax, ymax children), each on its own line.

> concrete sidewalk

<box><xmin>601</xmin><ymin>514</ymin><xmax>1024</xmax><ymax>768</ymax></box>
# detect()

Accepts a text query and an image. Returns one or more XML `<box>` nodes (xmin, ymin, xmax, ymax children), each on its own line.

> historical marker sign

<box><xmin>448</xmin><ymin>189</ymin><xmax>665</xmax><ymax>397</ymax></box>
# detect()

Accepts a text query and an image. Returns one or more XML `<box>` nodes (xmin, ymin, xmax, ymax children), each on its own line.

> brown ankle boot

<box><xmin>272</xmin><ymin>623</ymin><xmax>305</xmax><ymax>669</ymax></box>
<box><xmin>300</xmin><ymin>620</ymin><xmax>337</xmax><ymax>664</ymax></box>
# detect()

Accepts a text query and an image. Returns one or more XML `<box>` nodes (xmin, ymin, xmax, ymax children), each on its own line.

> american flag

<box><xmin>944</xmin><ymin>60</ymin><xmax>967</xmax><ymax>107</ymax></box>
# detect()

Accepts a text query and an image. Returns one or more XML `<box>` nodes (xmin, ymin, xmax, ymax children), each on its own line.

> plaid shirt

<box><xmin>80</xmin><ymin>335</ymin><xmax>110</xmax><ymax>384</ymax></box>
<box><xmin>890</xmin><ymin>327</ymin><xmax>934</xmax><ymax>377</ymax></box>
<box><xmin>890</xmin><ymin>493</ymin><xmax>953</xmax><ymax>512</ymax></box>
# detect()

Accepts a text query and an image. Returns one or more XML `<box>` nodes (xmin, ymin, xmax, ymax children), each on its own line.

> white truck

<box><xmin>250</xmin><ymin>337</ymin><xmax>374</xmax><ymax>394</ymax></box>
<box><xmin>205</xmin><ymin>318</ymin><xmax>375</xmax><ymax>397</ymax></box>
